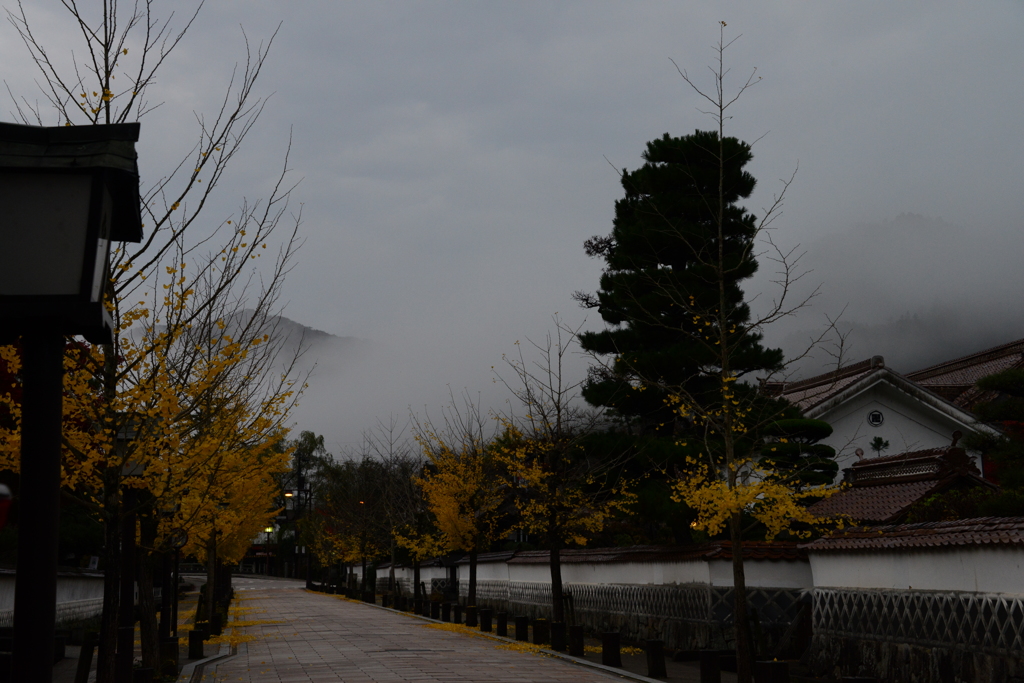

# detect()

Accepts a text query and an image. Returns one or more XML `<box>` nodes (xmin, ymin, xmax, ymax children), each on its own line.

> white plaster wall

<box><xmin>554</xmin><ymin>560</ymin><xmax>710</xmax><ymax>585</ymax></box>
<box><xmin>387</xmin><ymin>566</ymin><xmax>415</xmax><ymax>584</ymax></box>
<box><xmin>0</xmin><ymin>574</ymin><xmax>105</xmax><ymax>611</ymax></box>
<box><xmin>706</xmin><ymin>559</ymin><xmax>813</xmax><ymax>588</ymax></box>
<box><xmin>56</xmin><ymin>577</ymin><xmax>106</xmax><ymax>602</ymax></box>
<box><xmin>507</xmin><ymin>563</ymin><xmax>554</xmax><ymax>584</ymax></box>
<box><xmin>817</xmin><ymin>381</ymin><xmax>978</xmax><ymax>473</ymax></box>
<box><xmin>493</xmin><ymin>559</ymin><xmax>808</xmax><ymax>588</ymax></box>
<box><xmin>418</xmin><ymin>565</ymin><xmax>449</xmax><ymax>582</ymax></box>
<box><xmin>360</xmin><ymin>565</ymin><xmax>448</xmax><ymax>582</ymax></box>
<box><xmin>810</xmin><ymin>547</ymin><xmax>1024</xmax><ymax>594</ymax></box>
<box><xmin>459</xmin><ymin>561</ymin><xmax>510</xmax><ymax>583</ymax></box>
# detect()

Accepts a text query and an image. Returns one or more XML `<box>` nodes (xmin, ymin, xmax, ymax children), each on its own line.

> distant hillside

<box><xmin>224</xmin><ymin>310</ymin><xmax>367</xmax><ymax>362</ymax></box>
<box><xmin>759</xmin><ymin>213</ymin><xmax>1024</xmax><ymax>378</ymax></box>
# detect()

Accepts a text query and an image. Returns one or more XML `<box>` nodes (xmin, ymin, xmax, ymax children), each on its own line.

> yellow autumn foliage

<box><xmin>666</xmin><ymin>380</ymin><xmax>840</xmax><ymax>542</ymax></box>
<box><xmin>407</xmin><ymin>429</ymin><xmax>503</xmax><ymax>555</ymax></box>
<box><xmin>492</xmin><ymin>424</ymin><xmax>635</xmax><ymax>547</ymax></box>
<box><xmin>0</xmin><ymin>245</ymin><xmax>299</xmax><ymax>566</ymax></box>
<box><xmin>670</xmin><ymin>460</ymin><xmax>836</xmax><ymax>541</ymax></box>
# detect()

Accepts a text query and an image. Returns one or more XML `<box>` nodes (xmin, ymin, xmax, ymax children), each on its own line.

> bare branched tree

<box><xmin>493</xmin><ymin>316</ymin><xmax>635</xmax><ymax>624</ymax></box>
<box><xmin>6</xmin><ymin>2</ymin><xmax>307</xmax><ymax>678</ymax></box>
<box><xmin>361</xmin><ymin>417</ymin><xmax>422</xmax><ymax>594</ymax></box>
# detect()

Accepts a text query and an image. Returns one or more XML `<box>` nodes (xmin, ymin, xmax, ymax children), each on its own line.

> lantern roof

<box><xmin>0</xmin><ymin>122</ymin><xmax>142</xmax><ymax>242</ymax></box>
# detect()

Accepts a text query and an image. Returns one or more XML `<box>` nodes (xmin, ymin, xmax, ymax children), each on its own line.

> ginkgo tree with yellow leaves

<box><xmin>493</xmin><ymin>321</ymin><xmax>636</xmax><ymax>625</ymax></box>
<box><xmin>575</xmin><ymin>25</ymin><xmax>841</xmax><ymax>683</ymax></box>
<box><xmin>409</xmin><ymin>393</ymin><xmax>504</xmax><ymax>606</ymax></box>
<box><xmin>2</xmin><ymin>2</ymin><xmax>306</xmax><ymax>680</ymax></box>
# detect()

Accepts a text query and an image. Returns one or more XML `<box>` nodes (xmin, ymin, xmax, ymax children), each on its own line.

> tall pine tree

<box><xmin>574</xmin><ymin>28</ymin><xmax>833</xmax><ymax>683</ymax></box>
<box><xmin>577</xmin><ymin>130</ymin><xmax>783</xmax><ymax>431</ymax></box>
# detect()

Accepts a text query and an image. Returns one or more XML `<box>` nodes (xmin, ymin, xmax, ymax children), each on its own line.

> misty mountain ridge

<box><xmin>226</xmin><ymin>310</ymin><xmax>364</xmax><ymax>354</ymax></box>
<box><xmin>760</xmin><ymin>212</ymin><xmax>1024</xmax><ymax>377</ymax></box>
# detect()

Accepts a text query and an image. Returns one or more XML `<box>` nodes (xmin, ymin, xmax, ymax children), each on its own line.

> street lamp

<box><xmin>0</xmin><ymin>122</ymin><xmax>141</xmax><ymax>683</ymax></box>
<box><xmin>263</xmin><ymin>526</ymin><xmax>275</xmax><ymax>575</ymax></box>
<box><xmin>0</xmin><ymin>122</ymin><xmax>142</xmax><ymax>342</ymax></box>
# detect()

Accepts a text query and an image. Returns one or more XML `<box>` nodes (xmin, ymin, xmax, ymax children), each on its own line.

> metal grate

<box><xmin>458</xmin><ymin>579</ymin><xmax>799</xmax><ymax>626</ymax></box>
<box><xmin>814</xmin><ymin>588</ymin><xmax>1024</xmax><ymax>656</ymax></box>
<box><xmin>0</xmin><ymin>597</ymin><xmax>105</xmax><ymax>629</ymax></box>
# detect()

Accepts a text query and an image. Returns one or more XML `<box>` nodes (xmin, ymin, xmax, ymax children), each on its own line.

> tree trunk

<box><xmin>413</xmin><ymin>559</ymin><xmax>421</xmax><ymax>599</ymax></box>
<box><xmin>468</xmin><ymin>547</ymin><xmax>477</xmax><ymax>606</ymax></box>
<box><xmin>137</xmin><ymin>545</ymin><xmax>159</xmax><ymax>670</ymax></box>
<box><xmin>731</xmin><ymin>512</ymin><xmax>752</xmax><ymax>683</ymax></box>
<box><xmin>137</xmin><ymin>506</ymin><xmax>161</xmax><ymax>669</ymax></box>
<box><xmin>96</xmin><ymin>512</ymin><xmax>120</xmax><ymax>683</ymax></box>
<box><xmin>205</xmin><ymin>532</ymin><xmax>216</xmax><ymax>623</ymax></box>
<box><xmin>97</xmin><ymin>344</ymin><xmax>120</xmax><ymax>683</ymax></box>
<box><xmin>218</xmin><ymin>562</ymin><xmax>232</xmax><ymax>603</ymax></box>
<box><xmin>389</xmin><ymin>543</ymin><xmax>396</xmax><ymax>593</ymax></box>
<box><xmin>549</xmin><ymin>516</ymin><xmax>564</xmax><ymax>624</ymax></box>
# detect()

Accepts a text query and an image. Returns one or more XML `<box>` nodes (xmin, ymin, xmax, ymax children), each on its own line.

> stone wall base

<box><xmin>807</xmin><ymin>634</ymin><xmax>1024</xmax><ymax>683</ymax></box>
<box><xmin>470</xmin><ymin>593</ymin><xmax>728</xmax><ymax>650</ymax></box>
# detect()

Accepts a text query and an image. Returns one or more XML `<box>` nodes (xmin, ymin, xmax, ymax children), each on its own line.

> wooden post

<box><xmin>188</xmin><ymin>630</ymin><xmax>204</xmax><ymax>660</ymax></box>
<box><xmin>601</xmin><ymin>632</ymin><xmax>622</xmax><ymax>667</ymax></box>
<box><xmin>479</xmin><ymin>608</ymin><xmax>493</xmax><ymax>633</ymax></box>
<box><xmin>700</xmin><ymin>649</ymin><xmax>721</xmax><ymax>683</ymax></box>
<box><xmin>646</xmin><ymin>639</ymin><xmax>667</xmax><ymax>678</ymax></box>
<box><xmin>532</xmin><ymin>618</ymin><xmax>549</xmax><ymax>645</ymax></box>
<box><xmin>496</xmin><ymin>612</ymin><xmax>508</xmax><ymax>637</ymax></box>
<box><xmin>514</xmin><ymin>616</ymin><xmax>529</xmax><ymax>642</ymax></box>
<box><xmin>568</xmin><ymin>625</ymin><xmax>585</xmax><ymax>657</ymax></box>
<box><xmin>551</xmin><ymin>622</ymin><xmax>567</xmax><ymax>652</ymax></box>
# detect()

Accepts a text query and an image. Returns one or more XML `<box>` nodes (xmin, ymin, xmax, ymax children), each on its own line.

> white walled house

<box><xmin>773</xmin><ymin>356</ymin><xmax>994</xmax><ymax>475</ymax></box>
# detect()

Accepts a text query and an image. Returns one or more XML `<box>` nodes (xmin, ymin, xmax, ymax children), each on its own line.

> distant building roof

<box><xmin>452</xmin><ymin>550</ymin><xmax>517</xmax><ymax>565</ymax></box>
<box><xmin>803</xmin><ymin>517</ymin><xmax>1024</xmax><ymax>552</ymax></box>
<box><xmin>505</xmin><ymin>542</ymin><xmax>806</xmax><ymax>564</ymax></box>
<box><xmin>808</xmin><ymin>443</ymin><xmax>996</xmax><ymax>524</ymax></box>
<box><xmin>767</xmin><ymin>356</ymin><xmax>886</xmax><ymax>412</ymax></box>
<box><xmin>768</xmin><ymin>356</ymin><xmax>987</xmax><ymax>445</ymax></box>
<box><xmin>384</xmin><ymin>543</ymin><xmax>806</xmax><ymax>569</ymax></box>
<box><xmin>906</xmin><ymin>337</ymin><xmax>1024</xmax><ymax>409</ymax></box>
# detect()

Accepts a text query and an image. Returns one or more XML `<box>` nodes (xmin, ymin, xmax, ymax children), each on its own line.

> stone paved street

<box><xmin>204</xmin><ymin>577</ymin><xmax>641</xmax><ymax>683</ymax></box>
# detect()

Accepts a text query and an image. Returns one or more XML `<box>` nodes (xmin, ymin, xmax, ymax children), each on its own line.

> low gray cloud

<box><xmin>5</xmin><ymin>2</ymin><xmax>1023</xmax><ymax>450</ymax></box>
<box><xmin>760</xmin><ymin>213</ymin><xmax>1024</xmax><ymax>375</ymax></box>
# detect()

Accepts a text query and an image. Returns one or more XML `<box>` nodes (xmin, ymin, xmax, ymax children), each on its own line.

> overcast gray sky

<box><xmin>5</xmin><ymin>2</ymin><xmax>1024</xmax><ymax>453</ymax></box>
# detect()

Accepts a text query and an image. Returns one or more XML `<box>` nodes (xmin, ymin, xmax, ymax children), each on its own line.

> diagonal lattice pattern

<box><xmin>464</xmin><ymin>579</ymin><xmax>800</xmax><ymax>626</ymax></box>
<box><xmin>814</xmin><ymin>588</ymin><xmax>1024</xmax><ymax>655</ymax></box>
<box><xmin>0</xmin><ymin>597</ymin><xmax>104</xmax><ymax>628</ymax></box>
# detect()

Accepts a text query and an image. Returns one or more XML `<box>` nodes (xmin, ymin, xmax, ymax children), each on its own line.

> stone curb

<box><xmin>177</xmin><ymin>597</ymin><xmax>245</xmax><ymax>682</ymax></box>
<box><xmin>176</xmin><ymin>642</ymin><xmax>233</xmax><ymax>683</ymax></box>
<box><xmin>310</xmin><ymin>590</ymin><xmax>665</xmax><ymax>683</ymax></box>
